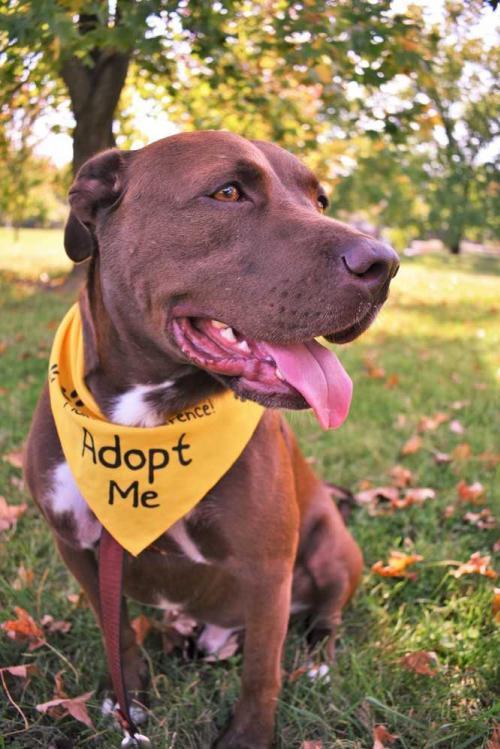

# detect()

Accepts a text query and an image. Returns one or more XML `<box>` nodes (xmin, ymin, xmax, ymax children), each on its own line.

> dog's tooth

<box><xmin>211</xmin><ymin>320</ymin><xmax>226</xmax><ymax>329</ymax></box>
<box><xmin>237</xmin><ymin>340</ymin><xmax>250</xmax><ymax>353</ymax></box>
<box><xmin>276</xmin><ymin>367</ymin><xmax>285</xmax><ymax>381</ymax></box>
<box><xmin>220</xmin><ymin>327</ymin><xmax>237</xmax><ymax>343</ymax></box>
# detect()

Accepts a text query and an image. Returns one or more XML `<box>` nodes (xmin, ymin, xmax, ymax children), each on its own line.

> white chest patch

<box><xmin>48</xmin><ymin>462</ymin><xmax>102</xmax><ymax>549</ymax></box>
<box><xmin>110</xmin><ymin>380</ymin><xmax>175</xmax><ymax>428</ymax></box>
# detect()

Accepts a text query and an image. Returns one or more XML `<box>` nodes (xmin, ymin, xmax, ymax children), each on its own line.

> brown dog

<box><xmin>25</xmin><ymin>131</ymin><xmax>398</xmax><ymax>748</ymax></box>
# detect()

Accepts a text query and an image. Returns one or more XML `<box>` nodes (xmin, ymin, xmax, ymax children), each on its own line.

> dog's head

<box><xmin>65</xmin><ymin>131</ymin><xmax>399</xmax><ymax>428</ymax></box>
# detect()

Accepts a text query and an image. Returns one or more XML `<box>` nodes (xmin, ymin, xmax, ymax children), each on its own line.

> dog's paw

<box><xmin>101</xmin><ymin>696</ymin><xmax>149</xmax><ymax>726</ymax></box>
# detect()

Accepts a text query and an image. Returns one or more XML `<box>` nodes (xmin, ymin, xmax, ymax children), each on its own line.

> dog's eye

<box><xmin>212</xmin><ymin>184</ymin><xmax>241</xmax><ymax>202</ymax></box>
<box><xmin>317</xmin><ymin>195</ymin><xmax>328</xmax><ymax>212</ymax></box>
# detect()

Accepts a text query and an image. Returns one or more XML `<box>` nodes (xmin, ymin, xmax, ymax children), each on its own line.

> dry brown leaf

<box><xmin>372</xmin><ymin>551</ymin><xmax>423</xmax><ymax>579</ymax></box>
<box><xmin>417</xmin><ymin>412</ymin><xmax>449</xmax><ymax>432</ymax></box>
<box><xmin>452</xmin><ymin>443</ymin><xmax>472</xmax><ymax>461</ymax></box>
<box><xmin>12</xmin><ymin>564</ymin><xmax>34</xmax><ymax>590</ymax></box>
<box><xmin>451</xmin><ymin>552</ymin><xmax>497</xmax><ymax>579</ymax></box>
<box><xmin>384</xmin><ymin>373</ymin><xmax>400</xmax><ymax>388</ymax></box>
<box><xmin>395</xmin><ymin>414</ymin><xmax>407</xmax><ymax>429</ymax></box>
<box><xmin>477</xmin><ymin>451</ymin><xmax>500</xmax><ymax>468</ymax></box>
<box><xmin>463</xmin><ymin>509</ymin><xmax>496</xmax><ymax>530</ymax></box>
<box><xmin>443</xmin><ymin>504</ymin><xmax>457</xmax><ymax>518</ymax></box>
<box><xmin>492</xmin><ymin>589</ymin><xmax>500</xmax><ymax>624</ymax></box>
<box><xmin>3</xmin><ymin>449</ymin><xmax>23</xmax><ymax>469</ymax></box>
<box><xmin>36</xmin><ymin>691</ymin><xmax>94</xmax><ymax>728</ymax></box>
<box><xmin>301</xmin><ymin>742</ymin><xmax>324</xmax><ymax>749</ymax></box>
<box><xmin>0</xmin><ymin>341</ymin><xmax>7</xmax><ymax>355</ymax></box>
<box><xmin>449</xmin><ymin>419</ymin><xmax>465</xmax><ymax>435</ymax></box>
<box><xmin>1</xmin><ymin>607</ymin><xmax>46</xmax><ymax>650</ymax></box>
<box><xmin>355</xmin><ymin>486</ymin><xmax>400</xmax><ymax>507</ymax></box>
<box><xmin>486</xmin><ymin>724</ymin><xmax>500</xmax><ymax>749</ymax></box>
<box><xmin>40</xmin><ymin>615</ymin><xmax>72</xmax><ymax>635</ymax></box>
<box><xmin>66</xmin><ymin>592</ymin><xmax>86</xmax><ymax>607</ymax></box>
<box><xmin>457</xmin><ymin>480</ymin><xmax>486</xmax><ymax>504</ymax></box>
<box><xmin>0</xmin><ymin>497</ymin><xmax>28</xmax><ymax>533</ymax></box>
<box><xmin>0</xmin><ymin>386</ymin><xmax>8</xmax><ymax>396</ymax></box>
<box><xmin>372</xmin><ymin>724</ymin><xmax>398</xmax><ymax>749</ymax></box>
<box><xmin>363</xmin><ymin>353</ymin><xmax>385</xmax><ymax>379</ymax></box>
<box><xmin>401</xmin><ymin>435</ymin><xmax>422</xmax><ymax>455</ymax></box>
<box><xmin>400</xmin><ymin>650</ymin><xmax>439</xmax><ymax>676</ymax></box>
<box><xmin>400</xmin><ymin>487</ymin><xmax>436</xmax><ymax>505</ymax></box>
<box><xmin>0</xmin><ymin>664</ymin><xmax>39</xmax><ymax>679</ymax></box>
<box><xmin>131</xmin><ymin>613</ymin><xmax>153</xmax><ymax>646</ymax></box>
<box><xmin>389</xmin><ymin>465</ymin><xmax>413</xmax><ymax>488</ymax></box>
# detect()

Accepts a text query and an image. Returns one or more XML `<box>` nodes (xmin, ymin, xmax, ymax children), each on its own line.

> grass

<box><xmin>0</xmin><ymin>229</ymin><xmax>499</xmax><ymax>748</ymax></box>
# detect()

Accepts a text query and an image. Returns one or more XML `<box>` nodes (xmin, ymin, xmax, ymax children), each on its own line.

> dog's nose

<box><xmin>342</xmin><ymin>239</ymin><xmax>399</xmax><ymax>287</ymax></box>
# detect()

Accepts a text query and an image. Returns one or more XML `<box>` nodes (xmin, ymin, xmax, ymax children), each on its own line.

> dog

<box><xmin>25</xmin><ymin>131</ymin><xmax>399</xmax><ymax>748</ymax></box>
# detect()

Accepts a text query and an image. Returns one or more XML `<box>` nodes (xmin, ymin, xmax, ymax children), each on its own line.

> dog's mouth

<box><xmin>172</xmin><ymin>317</ymin><xmax>359</xmax><ymax>429</ymax></box>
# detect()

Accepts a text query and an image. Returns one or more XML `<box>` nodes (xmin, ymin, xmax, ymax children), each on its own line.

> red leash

<box><xmin>99</xmin><ymin>528</ymin><xmax>151</xmax><ymax>748</ymax></box>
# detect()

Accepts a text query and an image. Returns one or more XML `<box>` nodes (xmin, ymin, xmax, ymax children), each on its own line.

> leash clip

<box><xmin>121</xmin><ymin>730</ymin><xmax>152</xmax><ymax>748</ymax></box>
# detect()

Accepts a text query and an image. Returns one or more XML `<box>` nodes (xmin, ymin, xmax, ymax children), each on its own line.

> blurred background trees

<box><xmin>0</xmin><ymin>0</ymin><xmax>498</xmax><ymax>253</ymax></box>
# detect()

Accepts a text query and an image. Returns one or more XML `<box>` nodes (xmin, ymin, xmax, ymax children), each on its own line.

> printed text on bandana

<box><xmin>81</xmin><ymin>427</ymin><xmax>194</xmax><ymax>509</ymax></box>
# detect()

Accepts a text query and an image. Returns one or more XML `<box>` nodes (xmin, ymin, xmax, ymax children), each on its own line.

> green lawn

<box><xmin>0</xmin><ymin>229</ymin><xmax>498</xmax><ymax>748</ymax></box>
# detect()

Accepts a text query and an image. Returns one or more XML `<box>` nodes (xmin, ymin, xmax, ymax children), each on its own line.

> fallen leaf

<box><xmin>301</xmin><ymin>742</ymin><xmax>324</xmax><ymax>749</ymax></box>
<box><xmin>0</xmin><ymin>664</ymin><xmax>39</xmax><ymax>679</ymax></box>
<box><xmin>372</xmin><ymin>724</ymin><xmax>398</xmax><ymax>749</ymax></box>
<box><xmin>449</xmin><ymin>419</ymin><xmax>465</xmax><ymax>435</ymax></box>
<box><xmin>363</xmin><ymin>353</ymin><xmax>385</xmax><ymax>379</ymax></box>
<box><xmin>0</xmin><ymin>341</ymin><xmax>7</xmax><ymax>355</ymax></box>
<box><xmin>1</xmin><ymin>607</ymin><xmax>46</xmax><ymax>650</ymax></box>
<box><xmin>66</xmin><ymin>592</ymin><xmax>86</xmax><ymax>607</ymax></box>
<box><xmin>493</xmin><ymin>589</ymin><xmax>500</xmax><ymax>624</ymax></box>
<box><xmin>395</xmin><ymin>414</ymin><xmax>407</xmax><ymax>429</ymax></box>
<box><xmin>400</xmin><ymin>487</ymin><xmax>436</xmax><ymax>504</ymax></box>
<box><xmin>401</xmin><ymin>435</ymin><xmax>422</xmax><ymax>455</ymax></box>
<box><xmin>452</xmin><ymin>443</ymin><xmax>472</xmax><ymax>461</ymax></box>
<box><xmin>10</xmin><ymin>475</ymin><xmax>25</xmax><ymax>492</ymax></box>
<box><xmin>36</xmin><ymin>691</ymin><xmax>94</xmax><ymax>728</ymax></box>
<box><xmin>486</xmin><ymin>723</ymin><xmax>500</xmax><ymax>749</ymax></box>
<box><xmin>389</xmin><ymin>465</ymin><xmax>413</xmax><ymax>488</ymax></box>
<box><xmin>3</xmin><ymin>449</ymin><xmax>23</xmax><ymax>469</ymax></box>
<box><xmin>418</xmin><ymin>412</ymin><xmax>449</xmax><ymax>432</ymax></box>
<box><xmin>131</xmin><ymin>613</ymin><xmax>153</xmax><ymax>646</ymax></box>
<box><xmin>457</xmin><ymin>480</ymin><xmax>486</xmax><ymax>504</ymax></box>
<box><xmin>372</xmin><ymin>551</ymin><xmax>423</xmax><ymax>579</ymax></box>
<box><xmin>463</xmin><ymin>509</ymin><xmax>496</xmax><ymax>530</ymax></box>
<box><xmin>0</xmin><ymin>497</ymin><xmax>28</xmax><ymax>532</ymax></box>
<box><xmin>451</xmin><ymin>552</ymin><xmax>497</xmax><ymax>579</ymax></box>
<box><xmin>434</xmin><ymin>451</ymin><xmax>452</xmax><ymax>464</ymax></box>
<box><xmin>400</xmin><ymin>650</ymin><xmax>439</xmax><ymax>676</ymax></box>
<box><xmin>40</xmin><ymin>615</ymin><xmax>72</xmax><ymax>635</ymax></box>
<box><xmin>355</xmin><ymin>486</ymin><xmax>400</xmax><ymax>506</ymax></box>
<box><xmin>12</xmin><ymin>564</ymin><xmax>34</xmax><ymax>590</ymax></box>
<box><xmin>443</xmin><ymin>504</ymin><xmax>457</xmax><ymax>518</ymax></box>
<box><xmin>384</xmin><ymin>373</ymin><xmax>400</xmax><ymax>388</ymax></box>
<box><xmin>478</xmin><ymin>451</ymin><xmax>500</xmax><ymax>468</ymax></box>
<box><xmin>0</xmin><ymin>386</ymin><xmax>8</xmax><ymax>396</ymax></box>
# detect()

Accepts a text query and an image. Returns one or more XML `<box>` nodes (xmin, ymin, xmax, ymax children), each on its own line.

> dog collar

<box><xmin>48</xmin><ymin>303</ymin><xmax>264</xmax><ymax>556</ymax></box>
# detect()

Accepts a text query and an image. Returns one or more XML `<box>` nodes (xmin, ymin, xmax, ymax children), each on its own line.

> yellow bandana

<box><xmin>48</xmin><ymin>304</ymin><xmax>264</xmax><ymax>556</ymax></box>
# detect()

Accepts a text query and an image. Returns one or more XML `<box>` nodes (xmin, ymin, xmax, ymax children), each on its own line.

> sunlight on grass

<box><xmin>0</xmin><ymin>227</ymin><xmax>70</xmax><ymax>279</ymax></box>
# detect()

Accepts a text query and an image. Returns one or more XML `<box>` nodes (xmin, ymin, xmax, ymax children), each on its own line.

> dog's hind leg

<box><xmin>300</xmin><ymin>498</ymin><xmax>363</xmax><ymax>661</ymax></box>
<box><xmin>55</xmin><ymin>538</ymin><xmax>149</xmax><ymax>712</ymax></box>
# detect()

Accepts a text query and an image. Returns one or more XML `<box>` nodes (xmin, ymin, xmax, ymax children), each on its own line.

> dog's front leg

<box><xmin>213</xmin><ymin>564</ymin><xmax>293</xmax><ymax>749</ymax></box>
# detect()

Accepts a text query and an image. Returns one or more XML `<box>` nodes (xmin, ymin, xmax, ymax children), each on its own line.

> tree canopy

<box><xmin>1</xmin><ymin>0</ymin><xmax>498</xmax><ymax>251</ymax></box>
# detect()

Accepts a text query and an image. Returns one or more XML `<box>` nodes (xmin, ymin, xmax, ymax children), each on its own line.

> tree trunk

<box><xmin>58</xmin><ymin>48</ymin><xmax>130</xmax><ymax>291</ymax></box>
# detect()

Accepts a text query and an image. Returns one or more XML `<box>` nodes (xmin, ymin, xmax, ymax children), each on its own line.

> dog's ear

<box><xmin>64</xmin><ymin>149</ymin><xmax>131</xmax><ymax>262</ymax></box>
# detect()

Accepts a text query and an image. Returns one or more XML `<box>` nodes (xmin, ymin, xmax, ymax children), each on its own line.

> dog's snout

<box><xmin>341</xmin><ymin>239</ymin><xmax>399</xmax><ymax>287</ymax></box>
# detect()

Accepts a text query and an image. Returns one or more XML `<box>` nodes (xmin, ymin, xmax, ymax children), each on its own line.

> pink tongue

<box><xmin>262</xmin><ymin>339</ymin><xmax>353</xmax><ymax>430</ymax></box>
